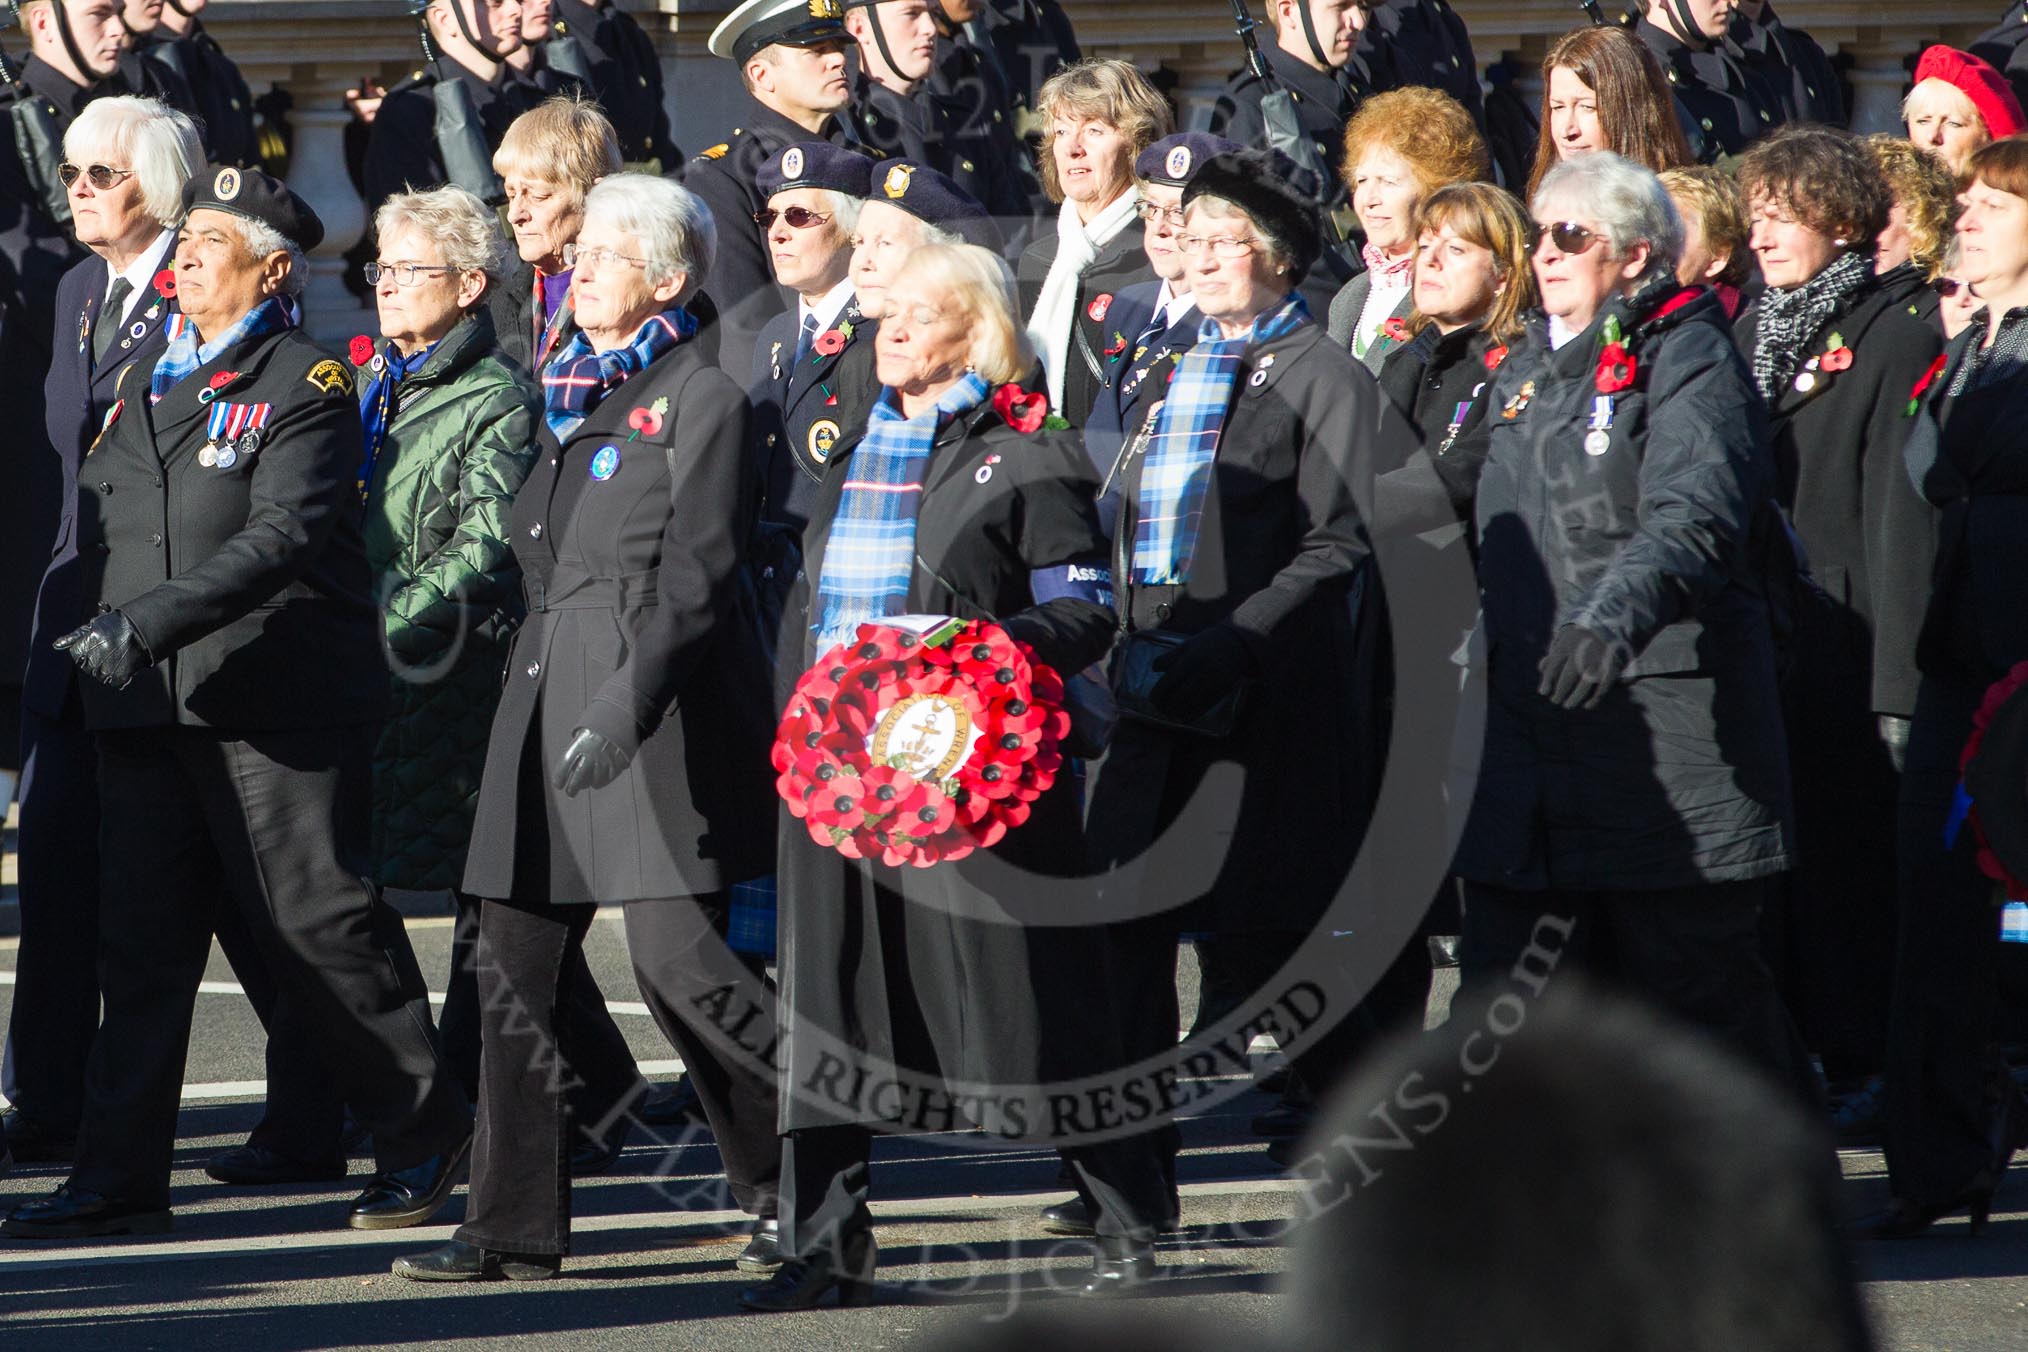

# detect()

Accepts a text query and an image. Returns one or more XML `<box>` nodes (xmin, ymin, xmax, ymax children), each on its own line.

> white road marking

<box><xmin>0</xmin><ymin>969</ymin><xmax>655</xmax><ymax>1018</ymax></box>
<box><xmin>0</xmin><ymin>1179</ymin><xmax>1304</xmax><ymax>1274</ymax></box>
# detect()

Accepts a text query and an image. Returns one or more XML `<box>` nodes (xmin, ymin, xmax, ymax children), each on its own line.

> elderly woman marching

<box><xmin>353</xmin><ymin>184</ymin><xmax>643</xmax><ymax>1165</ymax></box>
<box><xmin>1081</xmin><ymin>148</ymin><xmax>1419</xmax><ymax>1182</ymax></box>
<box><xmin>392</xmin><ymin>174</ymin><xmax>783</xmax><ymax>1282</ymax></box>
<box><xmin>1451</xmin><ymin>152</ymin><xmax>1806</xmax><ymax>1091</ymax></box>
<box><xmin>746</xmin><ymin>243</ymin><xmax>1171</xmax><ymax>1311</ymax></box>
<box><xmin>1733</xmin><ymin>126</ymin><xmax>1942</xmax><ymax>1103</ymax></box>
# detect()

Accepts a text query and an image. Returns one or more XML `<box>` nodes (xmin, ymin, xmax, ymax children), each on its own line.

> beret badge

<box><xmin>213</xmin><ymin>167</ymin><xmax>241</xmax><ymax>201</ymax></box>
<box><xmin>884</xmin><ymin>163</ymin><xmax>913</xmax><ymax>199</ymax></box>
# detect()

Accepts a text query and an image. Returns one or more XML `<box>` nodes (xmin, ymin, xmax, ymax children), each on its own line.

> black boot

<box><xmin>347</xmin><ymin>1133</ymin><xmax>472</xmax><ymax>1230</ymax></box>
<box><xmin>1076</xmin><ymin>1238</ymin><xmax>1158</xmax><ymax>1296</ymax></box>
<box><xmin>739</xmin><ymin>1230</ymin><xmax>877</xmax><ymax>1311</ymax></box>
<box><xmin>737</xmin><ymin>1217</ymin><xmax>784</xmax><ymax>1273</ymax></box>
<box><xmin>391</xmin><ymin>1239</ymin><xmax>561</xmax><ymax>1282</ymax></box>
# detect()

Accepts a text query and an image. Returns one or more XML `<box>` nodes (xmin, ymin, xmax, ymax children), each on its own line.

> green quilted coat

<box><xmin>360</xmin><ymin>309</ymin><xmax>541</xmax><ymax>890</ymax></box>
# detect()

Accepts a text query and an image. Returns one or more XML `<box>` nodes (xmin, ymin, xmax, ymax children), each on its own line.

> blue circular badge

<box><xmin>589</xmin><ymin>445</ymin><xmax>620</xmax><ymax>481</ymax></box>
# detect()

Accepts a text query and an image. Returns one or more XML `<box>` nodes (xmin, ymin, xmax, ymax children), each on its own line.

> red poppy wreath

<box><xmin>772</xmin><ymin>618</ymin><xmax>1071</xmax><ymax>867</ymax></box>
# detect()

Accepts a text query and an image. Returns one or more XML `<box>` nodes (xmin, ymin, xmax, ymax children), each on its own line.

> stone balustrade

<box><xmin>159</xmin><ymin>1</ymin><xmax>1997</xmax><ymax>336</ymax></box>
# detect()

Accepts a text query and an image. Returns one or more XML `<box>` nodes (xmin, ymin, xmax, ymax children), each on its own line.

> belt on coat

<box><xmin>526</xmin><ymin>569</ymin><xmax>660</xmax><ymax>612</ymax></box>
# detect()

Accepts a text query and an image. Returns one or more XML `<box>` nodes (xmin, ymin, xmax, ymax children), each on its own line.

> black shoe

<box><xmin>639</xmin><ymin>1078</ymin><xmax>707</xmax><ymax>1127</ymax></box>
<box><xmin>1265</xmin><ymin>1138</ymin><xmax>1297</xmax><ymax>1169</ymax></box>
<box><xmin>736</xmin><ymin>1217</ymin><xmax>784</xmax><ymax>1274</ymax></box>
<box><xmin>1076</xmin><ymin>1241</ymin><xmax>1158</xmax><ymax>1297</ymax></box>
<box><xmin>1866</xmin><ymin>1183</ymin><xmax>1996</xmax><ymax>1240</ymax></box>
<box><xmin>206</xmin><ymin>1144</ymin><xmax>348</xmax><ymax>1186</ymax></box>
<box><xmin>0</xmin><ymin>1109</ymin><xmax>78</xmax><ymax>1165</ymax></box>
<box><xmin>347</xmin><ymin>1133</ymin><xmax>472</xmax><ymax>1230</ymax></box>
<box><xmin>2</xmin><ymin>1184</ymin><xmax>172</xmax><ymax>1239</ymax></box>
<box><xmin>569</xmin><ymin>1120</ymin><xmax>630</xmax><ymax>1177</ymax></box>
<box><xmin>1039</xmin><ymin>1197</ymin><xmax>1181</xmax><ymax>1237</ymax></box>
<box><xmin>1250</xmin><ymin>1103</ymin><xmax>1312</xmax><ymax>1139</ymax></box>
<box><xmin>739</xmin><ymin>1231</ymin><xmax>877</xmax><ymax>1311</ymax></box>
<box><xmin>391</xmin><ymin>1239</ymin><xmax>560</xmax><ymax>1282</ymax></box>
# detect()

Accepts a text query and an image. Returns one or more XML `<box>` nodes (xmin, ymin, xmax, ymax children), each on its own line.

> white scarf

<box><xmin>1027</xmin><ymin>191</ymin><xmax>1141</xmax><ymax>412</ymax></box>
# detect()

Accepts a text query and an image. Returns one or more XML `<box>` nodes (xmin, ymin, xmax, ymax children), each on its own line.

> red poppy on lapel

<box><xmin>1484</xmin><ymin>344</ymin><xmax>1509</xmax><ymax>371</ymax></box>
<box><xmin>348</xmin><ymin>334</ymin><xmax>374</xmax><ymax>365</ymax></box>
<box><xmin>1381</xmin><ymin>317</ymin><xmax>1411</xmax><ymax>343</ymax></box>
<box><xmin>813</xmin><ymin>328</ymin><xmax>847</xmax><ymax>357</ymax></box>
<box><xmin>1595</xmin><ymin>343</ymin><xmax>1637</xmax><ymax>394</ymax></box>
<box><xmin>992</xmin><ymin>383</ymin><xmax>1048</xmax><ymax>434</ymax></box>
<box><xmin>152</xmin><ymin>269</ymin><xmax>177</xmax><ymax>299</ymax></box>
<box><xmin>208</xmin><ymin>370</ymin><xmax>239</xmax><ymax>390</ymax></box>
<box><xmin>1087</xmin><ymin>293</ymin><xmax>1113</xmax><ymax>323</ymax></box>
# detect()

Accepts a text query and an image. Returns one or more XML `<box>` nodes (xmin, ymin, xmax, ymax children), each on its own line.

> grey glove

<box><xmin>552</xmin><ymin>726</ymin><xmax>633</xmax><ymax>797</ymax></box>
<box><xmin>1879</xmin><ymin>714</ymin><xmax>1912</xmax><ymax>775</ymax></box>
<box><xmin>54</xmin><ymin>610</ymin><xmax>151</xmax><ymax>689</ymax></box>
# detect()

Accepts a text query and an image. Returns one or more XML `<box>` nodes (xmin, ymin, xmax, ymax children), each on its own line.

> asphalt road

<box><xmin>1</xmin><ymin>906</ymin><xmax>2026</xmax><ymax>1351</ymax></box>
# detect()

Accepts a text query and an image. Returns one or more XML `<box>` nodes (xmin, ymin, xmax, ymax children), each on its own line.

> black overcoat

<box><xmin>1016</xmin><ymin>224</ymin><xmax>1153</xmax><ymax>428</ymax></box>
<box><xmin>73</xmin><ymin>324</ymin><xmax>387</xmax><ymax>733</ymax></box>
<box><xmin>775</xmin><ymin>397</ymin><xmax>1119</xmax><ymax>1134</ymax></box>
<box><xmin>1085</xmin><ymin>319</ymin><xmax>1415</xmax><ymax>934</ymax></box>
<box><xmin>1735</xmin><ymin>281</ymin><xmax>1940</xmax><ymax>719</ymax></box>
<box><xmin>1455</xmin><ymin>286</ymin><xmax>1795</xmax><ymax>892</ymax></box>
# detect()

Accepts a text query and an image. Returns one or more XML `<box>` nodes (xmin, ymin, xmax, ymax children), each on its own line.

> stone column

<box><xmin>284</xmin><ymin>72</ymin><xmax>373</xmax><ymax>342</ymax></box>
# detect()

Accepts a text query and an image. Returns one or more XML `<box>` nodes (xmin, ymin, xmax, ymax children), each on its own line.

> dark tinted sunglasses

<box><xmin>58</xmin><ymin>162</ymin><xmax>135</xmax><ymax>191</ymax></box>
<box><xmin>1532</xmin><ymin>220</ymin><xmax>1602</xmax><ymax>256</ymax></box>
<box><xmin>752</xmin><ymin>206</ymin><xmax>833</xmax><ymax>230</ymax></box>
<box><xmin>1934</xmin><ymin>277</ymin><xmax>1966</xmax><ymax>299</ymax></box>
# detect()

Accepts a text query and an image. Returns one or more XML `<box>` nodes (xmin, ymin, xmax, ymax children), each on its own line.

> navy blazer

<box><xmin>1083</xmin><ymin>279</ymin><xmax>1201</xmax><ymax>538</ymax></box>
<box><xmin>746</xmin><ymin>297</ymin><xmax>876</xmax><ymax>531</ymax></box>
<box><xmin>28</xmin><ymin>237</ymin><xmax>179</xmax><ymax>720</ymax></box>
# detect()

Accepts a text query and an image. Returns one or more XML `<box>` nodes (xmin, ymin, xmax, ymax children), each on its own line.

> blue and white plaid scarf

<box><xmin>1132</xmin><ymin>293</ymin><xmax>1308</xmax><ymax>585</ymax></box>
<box><xmin>356</xmin><ymin>338</ymin><xmax>437</xmax><ymax>503</ymax></box>
<box><xmin>812</xmin><ymin>370</ymin><xmax>992</xmax><ymax>652</ymax></box>
<box><xmin>149</xmin><ymin>297</ymin><xmax>293</xmax><ymax>404</ymax></box>
<box><xmin>541</xmin><ymin>306</ymin><xmax>697</xmax><ymax>440</ymax></box>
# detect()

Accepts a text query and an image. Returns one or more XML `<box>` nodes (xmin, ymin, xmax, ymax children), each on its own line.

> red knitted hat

<box><xmin>1913</xmin><ymin>44</ymin><xmax>2027</xmax><ymax>140</ymax></box>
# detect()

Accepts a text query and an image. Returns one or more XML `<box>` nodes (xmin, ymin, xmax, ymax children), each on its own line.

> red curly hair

<box><xmin>1340</xmin><ymin>86</ymin><xmax>1490</xmax><ymax>197</ymax></box>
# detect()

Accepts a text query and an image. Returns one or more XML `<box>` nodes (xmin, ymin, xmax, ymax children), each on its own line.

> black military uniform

<box><xmin>1729</xmin><ymin>2</ymin><xmax>1843</xmax><ymax>128</ymax></box>
<box><xmin>551</xmin><ymin>0</ymin><xmax>679</xmax><ymax>167</ymax></box>
<box><xmin>115</xmin><ymin>28</ymin><xmax>201</xmax><ymax>136</ymax></box>
<box><xmin>0</xmin><ymin>169</ymin><xmax>470</xmax><ymax>1239</ymax></box>
<box><xmin>1972</xmin><ymin>1</ymin><xmax>2028</xmax><ymax>114</ymax></box>
<box><xmin>1635</xmin><ymin>11</ymin><xmax>1784</xmax><ymax>161</ymax></box>
<box><xmin>746</xmin><ymin>141</ymin><xmax>878</xmax><ymax>533</ymax></box>
<box><xmin>1208</xmin><ymin>41</ymin><xmax>1373</xmax><ymax>207</ymax></box>
<box><xmin>146</xmin><ymin>9</ymin><xmax>263</xmax><ymax>168</ymax></box>
<box><xmin>1363</xmin><ymin>0</ymin><xmax>1483</xmax><ymax>123</ymax></box>
<box><xmin>965</xmin><ymin>0</ymin><xmax>1078</xmax><ymax>115</ymax></box>
<box><xmin>363</xmin><ymin>56</ymin><xmax>544</xmax><ymax>210</ymax></box>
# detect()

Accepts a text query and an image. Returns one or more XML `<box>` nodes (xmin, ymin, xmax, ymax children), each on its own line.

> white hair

<box><xmin>1533</xmin><ymin>151</ymin><xmax>1684</xmax><ymax>280</ymax></box>
<box><xmin>816</xmin><ymin>188</ymin><xmax>862</xmax><ymax>235</ymax></box>
<box><xmin>375</xmin><ymin>185</ymin><xmax>510</xmax><ymax>280</ymax></box>
<box><xmin>63</xmin><ymin>96</ymin><xmax>204</xmax><ymax>230</ymax></box>
<box><xmin>582</xmin><ymin>172</ymin><xmax>716</xmax><ymax>300</ymax></box>
<box><xmin>231</xmin><ymin>215</ymin><xmax>309</xmax><ymax>298</ymax></box>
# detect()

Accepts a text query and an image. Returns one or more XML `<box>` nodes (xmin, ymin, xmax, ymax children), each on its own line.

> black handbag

<box><xmin>1105</xmin><ymin>402</ymin><xmax>1250</xmax><ymax>739</ymax></box>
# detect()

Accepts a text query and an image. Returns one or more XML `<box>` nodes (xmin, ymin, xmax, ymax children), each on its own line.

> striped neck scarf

<box><xmin>150</xmin><ymin>298</ymin><xmax>292</xmax><ymax>404</ymax></box>
<box><xmin>541</xmin><ymin>306</ymin><xmax>696</xmax><ymax>440</ymax></box>
<box><xmin>812</xmin><ymin>370</ymin><xmax>992</xmax><ymax>652</ymax></box>
<box><xmin>1132</xmin><ymin>292</ymin><xmax>1309</xmax><ymax>587</ymax></box>
<box><xmin>356</xmin><ymin>339</ymin><xmax>438</xmax><ymax>503</ymax></box>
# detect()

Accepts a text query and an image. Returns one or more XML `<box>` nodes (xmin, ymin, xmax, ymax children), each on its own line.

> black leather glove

<box><xmin>1536</xmin><ymin>624</ymin><xmax>1625</xmax><ymax>710</ymax></box>
<box><xmin>1879</xmin><ymin>714</ymin><xmax>1912</xmax><ymax>775</ymax></box>
<box><xmin>54</xmin><ymin>610</ymin><xmax>152</xmax><ymax>690</ymax></box>
<box><xmin>1151</xmin><ymin>625</ymin><xmax>1256</xmax><ymax>721</ymax></box>
<box><xmin>552</xmin><ymin>726</ymin><xmax>633</xmax><ymax>797</ymax></box>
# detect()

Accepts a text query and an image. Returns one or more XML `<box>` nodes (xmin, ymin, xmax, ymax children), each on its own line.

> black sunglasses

<box><xmin>1531</xmin><ymin>220</ymin><xmax>1603</xmax><ymax>256</ymax></box>
<box><xmin>58</xmin><ymin>162</ymin><xmax>136</xmax><ymax>191</ymax></box>
<box><xmin>1934</xmin><ymin>277</ymin><xmax>1966</xmax><ymax>298</ymax></box>
<box><xmin>752</xmin><ymin>206</ymin><xmax>833</xmax><ymax>230</ymax></box>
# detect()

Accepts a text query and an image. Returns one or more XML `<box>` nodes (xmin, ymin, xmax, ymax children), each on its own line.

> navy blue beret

<box><xmin>758</xmin><ymin>141</ymin><xmax>878</xmax><ymax>199</ymax></box>
<box><xmin>1134</xmin><ymin>133</ymin><xmax>1244</xmax><ymax>189</ymax></box>
<box><xmin>867</xmin><ymin>158</ymin><xmax>1003</xmax><ymax>251</ymax></box>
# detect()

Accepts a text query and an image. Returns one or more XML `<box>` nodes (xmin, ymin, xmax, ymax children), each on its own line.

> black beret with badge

<box><xmin>758</xmin><ymin>141</ymin><xmax>878</xmax><ymax>200</ymax></box>
<box><xmin>869</xmin><ymin>158</ymin><xmax>1002</xmax><ymax>252</ymax></box>
<box><xmin>1134</xmin><ymin>133</ymin><xmax>1244</xmax><ymax>189</ymax></box>
<box><xmin>709</xmin><ymin>0</ymin><xmax>848</xmax><ymax>64</ymax></box>
<box><xmin>182</xmin><ymin>163</ymin><xmax>326</xmax><ymax>253</ymax></box>
<box><xmin>1181</xmin><ymin>148</ymin><xmax>1324</xmax><ymax>283</ymax></box>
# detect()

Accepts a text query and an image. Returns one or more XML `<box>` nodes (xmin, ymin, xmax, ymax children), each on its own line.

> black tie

<box><xmin>94</xmin><ymin>277</ymin><xmax>133</xmax><ymax>367</ymax></box>
<box><xmin>795</xmin><ymin>310</ymin><xmax>820</xmax><ymax>364</ymax></box>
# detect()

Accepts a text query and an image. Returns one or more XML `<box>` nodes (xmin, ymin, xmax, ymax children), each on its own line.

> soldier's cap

<box><xmin>709</xmin><ymin>0</ymin><xmax>848</xmax><ymax>64</ymax></box>
<box><xmin>183</xmin><ymin>164</ymin><xmax>325</xmax><ymax>253</ymax></box>
<box><xmin>759</xmin><ymin>142</ymin><xmax>877</xmax><ymax>200</ymax></box>
<box><xmin>866</xmin><ymin>158</ymin><xmax>1002</xmax><ymax>252</ymax></box>
<box><xmin>1182</xmin><ymin>149</ymin><xmax>1322</xmax><ymax>283</ymax></box>
<box><xmin>1135</xmin><ymin>133</ymin><xmax>1245</xmax><ymax>190</ymax></box>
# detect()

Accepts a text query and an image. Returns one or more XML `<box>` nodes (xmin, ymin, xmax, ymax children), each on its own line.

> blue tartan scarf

<box><xmin>541</xmin><ymin>306</ymin><xmax>697</xmax><ymax>440</ymax></box>
<box><xmin>356</xmin><ymin>339</ymin><xmax>438</xmax><ymax>503</ymax></box>
<box><xmin>812</xmin><ymin>370</ymin><xmax>992</xmax><ymax>652</ymax></box>
<box><xmin>149</xmin><ymin>297</ymin><xmax>293</xmax><ymax>404</ymax></box>
<box><xmin>1132</xmin><ymin>293</ymin><xmax>1308</xmax><ymax>585</ymax></box>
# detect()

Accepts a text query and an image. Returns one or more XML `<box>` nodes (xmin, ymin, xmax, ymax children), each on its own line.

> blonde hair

<box><xmin>890</xmin><ymin>243</ymin><xmax>1030</xmax><ymax>386</ymax></box>
<box><xmin>1659</xmin><ymin>165</ymin><xmax>1752</xmax><ymax>288</ymax></box>
<box><xmin>1035</xmin><ymin>59</ymin><xmax>1174</xmax><ymax>204</ymax></box>
<box><xmin>493</xmin><ymin>95</ymin><xmax>623</xmax><ymax>203</ymax></box>
<box><xmin>1406</xmin><ymin>182</ymin><xmax>1537</xmax><ymax>346</ymax></box>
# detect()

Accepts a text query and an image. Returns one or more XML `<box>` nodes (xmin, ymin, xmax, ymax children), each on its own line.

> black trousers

<box><xmin>70</xmin><ymin>725</ymin><xmax>469</xmax><ymax>1206</ymax></box>
<box><xmin>1886</xmin><ymin>674</ymin><xmax>2005</xmax><ymax>1206</ymax></box>
<box><xmin>456</xmin><ymin>891</ymin><xmax>781</xmax><ymax>1257</ymax></box>
<box><xmin>779</xmin><ymin>1123</ymin><xmax>1168</xmax><ymax>1263</ymax></box>
<box><xmin>1460</xmin><ymin>876</ymin><xmax>1813</xmax><ymax>1096</ymax></box>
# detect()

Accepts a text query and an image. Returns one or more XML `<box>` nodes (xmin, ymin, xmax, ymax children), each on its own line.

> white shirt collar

<box><xmin>1154</xmin><ymin>281</ymin><xmax>1196</xmax><ymax>331</ymax></box>
<box><xmin>799</xmin><ymin>276</ymin><xmax>855</xmax><ymax>335</ymax></box>
<box><xmin>105</xmin><ymin>228</ymin><xmax>176</xmax><ymax>326</ymax></box>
